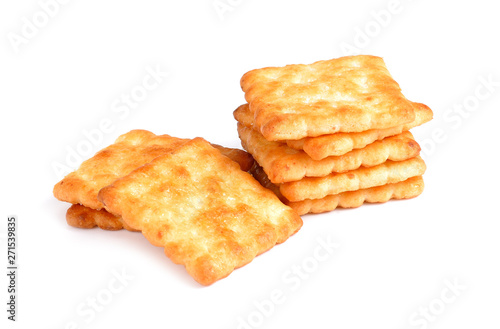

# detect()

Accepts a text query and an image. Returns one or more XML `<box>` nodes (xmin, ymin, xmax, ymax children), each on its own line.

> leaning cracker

<box><xmin>279</xmin><ymin>156</ymin><xmax>426</xmax><ymax>202</ymax></box>
<box><xmin>98</xmin><ymin>138</ymin><xmax>302</xmax><ymax>286</ymax></box>
<box><xmin>53</xmin><ymin>130</ymin><xmax>254</xmax><ymax>211</ymax></box>
<box><xmin>66</xmin><ymin>204</ymin><xmax>138</xmax><ymax>231</ymax></box>
<box><xmin>238</xmin><ymin>123</ymin><xmax>420</xmax><ymax>183</ymax></box>
<box><xmin>250</xmin><ymin>163</ymin><xmax>424</xmax><ymax>215</ymax></box>
<box><xmin>241</xmin><ymin>55</ymin><xmax>416</xmax><ymax>140</ymax></box>
<box><xmin>234</xmin><ymin>102</ymin><xmax>432</xmax><ymax>160</ymax></box>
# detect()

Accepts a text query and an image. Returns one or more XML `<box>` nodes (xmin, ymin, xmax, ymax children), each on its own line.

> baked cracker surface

<box><xmin>279</xmin><ymin>156</ymin><xmax>426</xmax><ymax>202</ymax></box>
<box><xmin>240</xmin><ymin>55</ymin><xmax>416</xmax><ymax>140</ymax></box>
<box><xmin>234</xmin><ymin>102</ymin><xmax>432</xmax><ymax>160</ymax></box>
<box><xmin>238</xmin><ymin>123</ymin><xmax>421</xmax><ymax>184</ymax></box>
<box><xmin>53</xmin><ymin>129</ymin><xmax>253</xmax><ymax>210</ymax></box>
<box><xmin>98</xmin><ymin>138</ymin><xmax>302</xmax><ymax>285</ymax></box>
<box><xmin>250</xmin><ymin>163</ymin><xmax>424</xmax><ymax>215</ymax></box>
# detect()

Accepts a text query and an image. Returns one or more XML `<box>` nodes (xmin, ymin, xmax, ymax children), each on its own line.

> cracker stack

<box><xmin>234</xmin><ymin>55</ymin><xmax>433</xmax><ymax>215</ymax></box>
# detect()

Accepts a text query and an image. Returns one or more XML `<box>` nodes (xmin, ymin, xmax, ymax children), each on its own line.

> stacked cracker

<box><xmin>54</xmin><ymin>130</ymin><xmax>302</xmax><ymax>285</ymax></box>
<box><xmin>234</xmin><ymin>55</ymin><xmax>433</xmax><ymax>215</ymax></box>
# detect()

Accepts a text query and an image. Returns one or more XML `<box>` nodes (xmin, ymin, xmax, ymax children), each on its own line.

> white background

<box><xmin>1</xmin><ymin>0</ymin><xmax>499</xmax><ymax>328</ymax></box>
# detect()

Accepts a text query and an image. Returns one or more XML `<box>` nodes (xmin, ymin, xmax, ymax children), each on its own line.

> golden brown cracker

<box><xmin>240</xmin><ymin>55</ymin><xmax>416</xmax><ymax>140</ymax></box>
<box><xmin>238</xmin><ymin>123</ymin><xmax>420</xmax><ymax>184</ymax></box>
<box><xmin>53</xmin><ymin>130</ymin><xmax>253</xmax><ymax>210</ymax></box>
<box><xmin>66</xmin><ymin>204</ymin><xmax>138</xmax><ymax>231</ymax></box>
<box><xmin>234</xmin><ymin>103</ymin><xmax>258</xmax><ymax>130</ymax></box>
<box><xmin>234</xmin><ymin>102</ymin><xmax>431</xmax><ymax>160</ymax></box>
<box><xmin>290</xmin><ymin>176</ymin><xmax>424</xmax><ymax>215</ymax></box>
<box><xmin>279</xmin><ymin>156</ymin><xmax>426</xmax><ymax>202</ymax></box>
<box><xmin>212</xmin><ymin>144</ymin><xmax>254</xmax><ymax>171</ymax></box>
<box><xmin>98</xmin><ymin>138</ymin><xmax>302</xmax><ymax>285</ymax></box>
<box><xmin>286</xmin><ymin>103</ymin><xmax>433</xmax><ymax>159</ymax></box>
<box><xmin>250</xmin><ymin>164</ymin><xmax>424</xmax><ymax>215</ymax></box>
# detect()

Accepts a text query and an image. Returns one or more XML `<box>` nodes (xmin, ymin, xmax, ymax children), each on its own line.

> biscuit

<box><xmin>53</xmin><ymin>130</ymin><xmax>254</xmax><ymax>210</ymax></box>
<box><xmin>279</xmin><ymin>156</ymin><xmax>426</xmax><ymax>202</ymax></box>
<box><xmin>250</xmin><ymin>163</ymin><xmax>424</xmax><ymax>215</ymax></box>
<box><xmin>66</xmin><ymin>204</ymin><xmax>138</xmax><ymax>231</ymax></box>
<box><xmin>234</xmin><ymin>102</ymin><xmax>432</xmax><ymax>160</ymax></box>
<box><xmin>290</xmin><ymin>176</ymin><xmax>424</xmax><ymax>215</ymax></box>
<box><xmin>240</xmin><ymin>55</ymin><xmax>416</xmax><ymax>140</ymax></box>
<box><xmin>98</xmin><ymin>138</ymin><xmax>302</xmax><ymax>285</ymax></box>
<box><xmin>286</xmin><ymin>103</ymin><xmax>432</xmax><ymax>159</ymax></box>
<box><xmin>238</xmin><ymin>123</ymin><xmax>420</xmax><ymax>183</ymax></box>
<box><xmin>212</xmin><ymin>144</ymin><xmax>254</xmax><ymax>172</ymax></box>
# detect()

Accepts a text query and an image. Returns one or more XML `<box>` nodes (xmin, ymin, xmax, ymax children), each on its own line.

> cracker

<box><xmin>234</xmin><ymin>102</ymin><xmax>432</xmax><ymax>160</ymax></box>
<box><xmin>290</xmin><ymin>176</ymin><xmax>424</xmax><ymax>215</ymax></box>
<box><xmin>98</xmin><ymin>138</ymin><xmax>302</xmax><ymax>285</ymax></box>
<box><xmin>66</xmin><ymin>204</ymin><xmax>138</xmax><ymax>231</ymax></box>
<box><xmin>286</xmin><ymin>103</ymin><xmax>432</xmax><ymax>159</ymax></box>
<box><xmin>250</xmin><ymin>163</ymin><xmax>424</xmax><ymax>215</ymax></box>
<box><xmin>53</xmin><ymin>130</ymin><xmax>254</xmax><ymax>210</ymax></box>
<box><xmin>212</xmin><ymin>144</ymin><xmax>254</xmax><ymax>172</ymax></box>
<box><xmin>238</xmin><ymin>123</ymin><xmax>420</xmax><ymax>184</ymax></box>
<box><xmin>240</xmin><ymin>55</ymin><xmax>416</xmax><ymax>140</ymax></box>
<box><xmin>279</xmin><ymin>156</ymin><xmax>426</xmax><ymax>202</ymax></box>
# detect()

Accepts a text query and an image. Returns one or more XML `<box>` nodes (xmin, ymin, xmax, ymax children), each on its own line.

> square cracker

<box><xmin>250</xmin><ymin>163</ymin><xmax>424</xmax><ymax>215</ymax></box>
<box><xmin>97</xmin><ymin>138</ymin><xmax>302</xmax><ymax>286</ymax></box>
<box><xmin>234</xmin><ymin>102</ymin><xmax>432</xmax><ymax>160</ymax></box>
<box><xmin>66</xmin><ymin>204</ymin><xmax>138</xmax><ymax>231</ymax></box>
<box><xmin>279</xmin><ymin>156</ymin><xmax>426</xmax><ymax>202</ymax></box>
<box><xmin>240</xmin><ymin>55</ymin><xmax>416</xmax><ymax>140</ymax></box>
<box><xmin>290</xmin><ymin>176</ymin><xmax>424</xmax><ymax>215</ymax></box>
<box><xmin>53</xmin><ymin>129</ymin><xmax>254</xmax><ymax>211</ymax></box>
<box><xmin>237</xmin><ymin>123</ymin><xmax>420</xmax><ymax>184</ymax></box>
